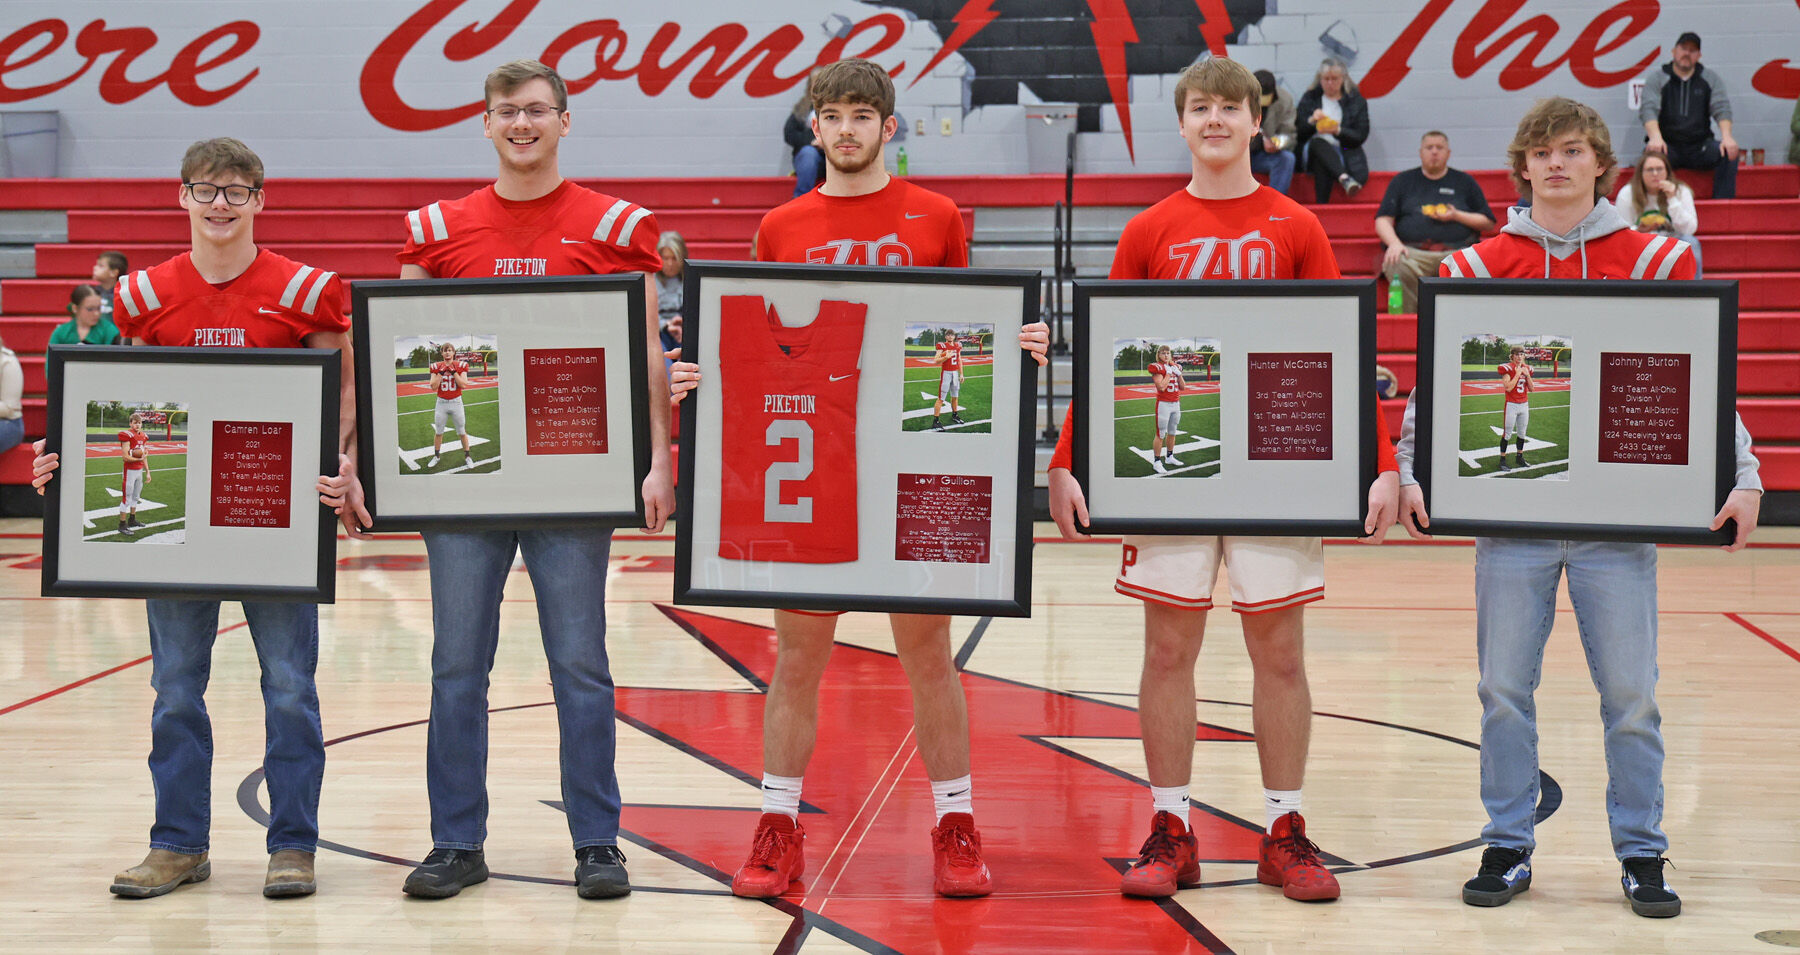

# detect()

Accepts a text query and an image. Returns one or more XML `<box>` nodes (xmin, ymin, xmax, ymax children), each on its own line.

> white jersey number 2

<box><xmin>765</xmin><ymin>420</ymin><xmax>814</xmax><ymax>523</ymax></box>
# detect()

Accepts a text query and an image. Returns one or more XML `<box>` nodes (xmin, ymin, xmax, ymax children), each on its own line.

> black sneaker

<box><xmin>951</xmin><ymin>413</ymin><xmax>965</xmax><ymax>425</ymax></box>
<box><xmin>575</xmin><ymin>845</ymin><xmax>630</xmax><ymax>899</ymax></box>
<box><xmin>402</xmin><ymin>848</ymin><xmax>488</xmax><ymax>899</ymax></box>
<box><xmin>119</xmin><ymin>520</ymin><xmax>133</xmax><ymax>536</ymax></box>
<box><xmin>931</xmin><ymin>417</ymin><xmax>943</xmax><ymax>431</ymax></box>
<box><xmin>1621</xmin><ymin>855</ymin><xmax>1680</xmax><ymax>917</ymax></box>
<box><xmin>1462</xmin><ymin>845</ymin><xmax>1531</xmax><ymax>906</ymax></box>
<box><xmin>1516</xmin><ymin>453</ymin><xmax>1529</xmax><ymax>467</ymax></box>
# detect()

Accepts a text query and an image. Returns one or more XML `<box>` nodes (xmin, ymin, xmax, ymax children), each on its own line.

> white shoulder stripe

<box><xmin>593</xmin><ymin>199</ymin><xmax>631</xmax><ymax>242</ymax></box>
<box><xmin>408</xmin><ymin>209</ymin><xmax>426</xmax><ymax>245</ymax></box>
<box><xmin>1654</xmin><ymin>239</ymin><xmax>1689</xmax><ymax>280</ymax></box>
<box><xmin>1441</xmin><ymin>254</ymin><xmax>1465</xmax><ymax>278</ymax></box>
<box><xmin>615</xmin><ymin>206</ymin><xmax>652</xmax><ymax>246</ymax></box>
<box><xmin>116</xmin><ymin>275</ymin><xmax>141</xmax><ymax>318</ymax></box>
<box><xmin>1461</xmin><ymin>247</ymin><xmax>1492</xmax><ymax>278</ymax></box>
<box><xmin>136</xmin><ymin>270</ymin><xmax>162</xmax><ymax>311</ymax></box>
<box><xmin>426</xmin><ymin>202</ymin><xmax>447</xmax><ymax>242</ymax></box>
<box><xmin>300</xmin><ymin>270</ymin><xmax>336</xmax><ymax>315</ymax></box>
<box><xmin>281</xmin><ymin>265</ymin><xmax>315</xmax><ymax>309</ymax></box>
<box><xmin>1630</xmin><ymin>235</ymin><xmax>1668</xmax><ymax>279</ymax></box>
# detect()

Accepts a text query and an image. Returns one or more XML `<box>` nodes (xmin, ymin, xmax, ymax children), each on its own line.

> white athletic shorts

<box><xmin>1156</xmin><ymin>401</ymin><xmax>1182</xmax><ymax>438</ymax></box>
<box><xmin>434</xmin><ymin>397</ymin><xmax>467</xmax><ymax>434</ymax></box>
<box><xmin>940</xmin><ymin>371</ymin><xmax>962</xmax><ymax>400</ymax></box>
<box><xmin>1116</xmin><ymin>535</ymin><xmax>1324</xmax><ymax>613</ymax></box>
<box><xmin>1503</xmin><ymin>401</ymin><xmax>1529</xmax><ymax>438</ymax></box>
<box><xmin>121</xmin><ymin>469</ymin><xmax>145</xmax><ymax>511</ymax></box>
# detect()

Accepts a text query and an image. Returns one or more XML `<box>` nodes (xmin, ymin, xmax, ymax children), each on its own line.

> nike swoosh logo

<box><xmin>1268</xmin><ymin>215</ymin><xmax>1291</xmax><ymax>221</ymax></box>
<box><xmin>829</xmin><ymin>373</ymin><xmax>854</xmax><ymax>381</ymax></box>
<box><xmin>258</xmin><ymin>307</ymin><xmax>281</xmax><ymax>314</ymax></box>
<box><xmin>904</xmin><ymin>213</ymin><xmax>928</xmax><ymax>219</ymax></box>
<box><xmin>561</xmin><ymin>238</ymin><xmax>585</xmax><ymax>244</ymax></box>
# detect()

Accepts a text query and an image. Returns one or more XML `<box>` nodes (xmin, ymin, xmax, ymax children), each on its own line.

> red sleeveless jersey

<box><xmin>717</xmin><ymin>295</ymin><xmax>866</xmax><ymax>563</ymax></box>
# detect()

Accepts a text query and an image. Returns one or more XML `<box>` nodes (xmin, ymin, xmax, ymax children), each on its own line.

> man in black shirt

<box><xmin>1374</xmin><ymin>130</ymin><xmax>1495</xmax><ymax>313</ymax></box>
<box><xmin>1639</xmin><ymin>32</ymin><xmax>1738</xmax><ymax>199</ymax></box>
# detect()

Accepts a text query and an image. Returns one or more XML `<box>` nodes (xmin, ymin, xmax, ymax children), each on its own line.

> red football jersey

<box><xmin>717</xmin><ymin>296</ymin><xmax>866</xmax><ymax>563</ymax></box>
<box><xmin>1496</xmin><ymin>362</ymin><xmax>1532</xmax><ymax>404</ymax></box>
<box><xmin>938</xmin><ymin>340</ymin><xmax>963</xmax><ymax>373</ymax></box>
<box><xmin>397</xmin><ymin>181</ymin><xmax>661</xmax><ymax>278</ymax></box>
<box><xmin>118</xmin><ymin>429</ymin><xmax>148</xmax><ymax>471</ymax></box>
<box><xmin>432</xmin><ymin>359</ymin><xmax>469</xmax><ymax>400</ymax></box>
<box><xmin>1148</xmin><ymin>361</ymin><xmax>1184</xmax><ymax>403</ymax></box>
<box><xmin>1051</xmin><ymin>186</ymin><xmax>1398</xmax><ymax>472</ymax></box>
<box><xmin>1440</xmin><ymin>230</ymin><xmax>1695</xmax><ymax>282</ymax></box>
<box><xmin>754</xmin><ymin>178</ymin><xmax>968</xmax><ymax>267</ymax></box>
<box><xmin>112</xmin><ymin>250</ymin><xmax>348</xmax><ymax>347</ymax></box>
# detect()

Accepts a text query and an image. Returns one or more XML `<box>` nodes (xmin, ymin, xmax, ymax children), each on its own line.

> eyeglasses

<box><xmin>184</xmin><ymin>182</ymin><xmax>260</xmax><ymax>205</ymax></box>
<box><xmin>487</xmin><ymin>105</ymin><xmax>562</xmax><ymax>122</ymax></box>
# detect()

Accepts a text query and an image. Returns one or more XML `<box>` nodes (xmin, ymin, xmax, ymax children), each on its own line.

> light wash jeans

<box><xmin>422</xmin><ymin>527</ymin><xmax>619</xmax><ymax>850</ymax></box>
<box><xmin>145</xmin><ymin>599</ymin><xmax>323</xmax><ymax>854</ymax></box>
<box><xmin>1474</xmin><ymin>538</ymin><xmax>1666</xmax><ymax>859</ymax></box>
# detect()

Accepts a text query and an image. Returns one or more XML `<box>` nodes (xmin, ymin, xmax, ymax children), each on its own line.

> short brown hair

<box><xmin>485</xmin><ymin>59</ymin><xmax>568</xmax><ymax>111</ymax></box>
<box><xmin>1506</xmin><ymin>97</ymin><xmax>1618</xmax><ymax>202</ymax></box>
<box><xmin>809</xmin><ymin>58</ymin><xmax>896</xmax><ymax>118</ymax></box>
<box><xmin>180</xmin><ymin>138</ymin><xmax>264</xmax><ymax>188</ymax></box>
<box><xmin>1421</xmin><ymin>130</ymin><xmax>1449</xmax><ymax>144</ymax></box>
<box><xmin>1172</xmin><ymin>57</ymin><xmax>1262</xmax><ymax>123</ymax></box>
<box><xmin>96</xmin><ymin>251</ymin><xmax>128</xmax><ymax>275</ymax></box>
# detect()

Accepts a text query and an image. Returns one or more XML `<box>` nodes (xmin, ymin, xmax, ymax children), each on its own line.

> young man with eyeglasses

<box><xmin>30</xmin><ymin>137</ymin><xmax>368</xmax><ymax>899</ymax></box>
<box><xmin>392</xmin><ymin>59</ymin><xmax>677</xmax><ymax>901</ymax></box>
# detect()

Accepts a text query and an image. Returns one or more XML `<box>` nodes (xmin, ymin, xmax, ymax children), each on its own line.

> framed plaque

<box><xmin>1414</xmin><ymin>278</ymin><xmax>1738</xmax><ymax>543</ymax></box>
<box><xmin>41</xmin><ymin>346</ymin><xmax>338</xmax><ymax>602</ymax></box>
<box><xmin>674</xmin><ymin>261</ymin><xmax>1038</xmax><ymax>616</ymax></box>
<box><xmin>1072</xmin><ymin>280</ymin><xmax>1378</xmax><ymax>535</ymax></box>
<box><xmin>352</xmin><ymin>276</ymin><xmax>651</xmax><ymax>530</ymax></box>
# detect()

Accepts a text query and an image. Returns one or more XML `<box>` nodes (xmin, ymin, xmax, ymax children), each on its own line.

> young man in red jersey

<box><xmin>1045</xmin><ymin>58</ymin><xmax>1401</xmax><ymax>901</ymax></box>
<box><xmin>426</xmin><ymin>341</ymin><xmax>473</xmax><ymax>469</ymax></box>
<box><xmin>669</xmin><ymin>58</ymin><xmax>1050</xmax><ymax>899</ymax></box>
<box><xmin>932</xmin><ymin>334</ymin><xmax>965</xmax><ymax>429</ymax></box>
<box><xmin>392</xmin><ymin>60</ymin><xmax>676</xmax><ymax>902</ymax></box>
<box><xmin>1495</xmin><ymin>345</ymin><xmax>1532</xmax><ymax>471</ymax></box>
<box><xmin>1147</xmin><ymin>344</ymin><xmax>1185</xmax><ymax>470</ymax></box>
<box><xmin>1394</xmin><ymin>97</ymin><xmax>1763</xmax><ymax>919</ymax></box>
<box><xmin>116</xmin><ymin>410</ymin><xmax>152</xmax><ymax>535</ymax></box>
<box><xmin>31</xmin><ymin>137</ymin><xmax>366</xmax><ymax>900</ymax></box>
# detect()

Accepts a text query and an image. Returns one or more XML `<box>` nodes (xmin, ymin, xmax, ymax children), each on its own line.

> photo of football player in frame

<box><xmin>1454</xmin><ymin>333</ymin><xmax>1574</xmax><ymax>481</ymax></box>
<box><xmin>900</xmin><ymin>321</ymin><xmax>995</xmax><ymax>434</ymax></box>
<box><xmin>41</xmin><ymin>346</ymin><xmax>338</xmax><ymax>602</ymax></box>
<box><xmin>352</xmin><ymin>276</ymin><xmax>650</xmax><ymax>531</ymax></box>
<box><xmin>674</xmin><ymin>261</ymin><xmax>1038</xmax><ymax>617</ymax></box>
<box><xmin>1073</xmin><ymin>280</ymin><xmax>1378</xmax><ymax>536</ymax></box>
<box><xmin>1413</xmin><ymin>279</ymin><xmax>1738</xmax><ymax>544</ymax></box>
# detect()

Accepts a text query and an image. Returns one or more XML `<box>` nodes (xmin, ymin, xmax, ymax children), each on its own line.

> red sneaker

<box><xmin>730</xmin><ymin>813</ymin><xmax>805</xmax><ymax>898</ymax></box>
<box><xmin>1258</xmin><ymin>811</ymin><xmax>1340</xmax><ymax>901</ymax></box>
<box><xmin>930</xmin><ymin>812</ymin><xmax>994</xmax><ymax>897</ymax></box>
<box><xmin>1121</xmin><ymin>810</ymin><xmax>1202</xmax><ymax>898</ymax></box>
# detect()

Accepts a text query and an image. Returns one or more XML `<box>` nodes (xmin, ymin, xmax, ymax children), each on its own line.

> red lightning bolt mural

<box><xmin>1085</xmin><ymin>0</ymin><xmax>1142</xmax><ymax>161</ymax></box>
<box><xmin>910</xmin><ymin>0</ymin><xmax>1002</xmax><ymax>89</ymax></box>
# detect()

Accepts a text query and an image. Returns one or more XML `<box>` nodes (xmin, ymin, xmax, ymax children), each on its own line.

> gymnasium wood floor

<box><xmin>2</xmin><ymin>518</ymin><xmax>1798</xmax><ymax>954</ymax></box>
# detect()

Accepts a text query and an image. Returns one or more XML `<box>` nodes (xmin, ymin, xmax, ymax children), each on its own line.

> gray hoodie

<box><xmin>1394</xmin><ymin>201</ymin><xmax>1761</xmax><ymax>492</ymax></box>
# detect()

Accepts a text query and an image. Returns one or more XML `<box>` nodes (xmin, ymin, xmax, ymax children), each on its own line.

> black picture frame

<box><xmin>351</xmin><ymin>275</ymin><xmax>651</xmax><ymax>531</ymax></box>
<box><xmin>41</xmin><ymin>345</ymin><xmax>339</xmax><ymax>602</ymax></box>
<box><xmin>1414</xmin><ymin>278</ymin><xmax>1737</xmax><ymax>544</ymax></box>
<box><xmin>1072</xmin><ymin>279</ymin><xmax>1378</xmax><ymax>536</ymax></box>
<box><xmin>673</xmin><ymin>261</ymin><xmax>1039</xmax><ymax>617</ymax></box>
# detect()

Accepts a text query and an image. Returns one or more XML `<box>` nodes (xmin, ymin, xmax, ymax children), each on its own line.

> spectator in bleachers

<box><xmin>1639</xmin><ymin>32</ymin><xmax>1738</xmax><ymax>199</ymax></box>
<box><xmin>91</xmin><ymin>251</ymin><xmax>128</xmax><ymax>323</ymax></box>
<box><xmin>1616</xmin><ymin>150</ymin><xmax>1703</xmax><ymax>276</ymax></box>
<box><xmin>1375</xmin><ymin>131</ymin><xmax>1496</xmax><ymax>312</ymax></box>
<box><xmin>655</xmin><ymin>231</ymin><xmax>687</xmax><ymax>359</ymax></box>
<box><xmin>1295</xmin><ymin>57</ymin><xmax>1369</xmax><ymax>203</ymax></box>
<box><xmin>49</xmin><ymin>284</ymin><xmax>122</xmax><ymax>345</ymax></box>
<box><xmin>0</xmin><ymin>333</ymin><xmax>22</xmax><ymax>454</ymax></box>
<box><xmin>785</xmin><ymin>71</ymin><xmax>826</xmax><ymax>197</ymax></box>
<box><xmin>1251</xmin><ymin>69</ymin><xmax>1296</xmax><ymax>196</ymax></box>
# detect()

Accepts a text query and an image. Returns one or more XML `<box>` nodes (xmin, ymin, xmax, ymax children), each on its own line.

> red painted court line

<box><xmin>1725</xmin><ymin>612</ymin><xmax>1800</xmax><ymax>663</ymax></box>
<box><xmin>0</xmin><ymin>621</ymin><xmax>249</xmax><ymax>716</ymax></box>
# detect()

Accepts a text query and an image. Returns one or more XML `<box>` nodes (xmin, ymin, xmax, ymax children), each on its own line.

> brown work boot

<box><xmin>110</xmin><ymin>849</ymin><xmax>210</xmax><ymax>898</ymax></box>
<box><xmin>264</xmin><ymin>849</ymin><xmax>317</xmax><ymax>898</ymax></box>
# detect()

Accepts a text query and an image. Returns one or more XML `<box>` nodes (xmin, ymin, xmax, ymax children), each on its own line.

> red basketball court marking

<box><xmin>1725</xmin><ymin>613</ymin><xmax>1800</xmax><ymax>663</ymax></box>
<box><xmin>0</xmin><ymin>621</ymin><xmax>249</xmax><ymax>716</ymax></box>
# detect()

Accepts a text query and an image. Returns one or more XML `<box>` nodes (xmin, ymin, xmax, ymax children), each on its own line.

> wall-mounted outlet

<box><xmin>916</xmin><ymin>118</ymin><xmax>926</xmax><ymax>135</ymax></box>
<box><xmin>940</xmin><ymin>118</ymin><xmax>953</xmax><ymax>136</ymax></box>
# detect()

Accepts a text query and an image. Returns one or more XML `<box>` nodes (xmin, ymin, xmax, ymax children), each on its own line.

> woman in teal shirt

<box><xmin>49</xmin><ymin>284</ymin><xmax>122</xmax><ymax>345</ymax></box>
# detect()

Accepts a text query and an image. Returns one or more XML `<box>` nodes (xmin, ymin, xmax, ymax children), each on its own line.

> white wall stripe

<box><xmin>301</xmin><ymin>270</ymin><xmax>336</xmax><ymax>315</ymax></box>
<box><xmin>280</xmin><ymin>265</ymin><xmax>315</xmax><ymax>308</ymax></box>
<box><xmin>615</xmin><ymin>206</ymin><xmax>652</xmax><ymax>246</ymax></box>
<box><xmin>593</xmin><ymin>199</ymin><xmax>630</xmax><ymax>242</ymax></box>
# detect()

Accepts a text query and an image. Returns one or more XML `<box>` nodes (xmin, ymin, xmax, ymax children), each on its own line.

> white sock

<box><xmin>1151</xmin><ymin>785</ymin><xmax>1191</xmax><ymax>827</ymax></box>
<box><xmin>760</xmin><ymin>773</ymin><xmax>803</xmax><ymax>821</ymax></box>
<box><xmin>930</xmin><ymin>775</ymin><xmax>973</xmax><ymax>822</ymax></box>
<box><xmin>1265</xmin><ymin>788</ymin><xmax>1302</xmax><ymax>831</ymax></box>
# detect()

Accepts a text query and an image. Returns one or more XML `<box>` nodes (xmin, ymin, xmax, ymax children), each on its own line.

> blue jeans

<box><xmin>1473</xmin><ymin>538</ymin><xmax>1666</xmax><ymax>859</ymax></box>
<box><xmin>145</xmin><ymin>599</ymin><xmax>323</xmax><ymax>854</ymax></box>
<box><xmin>793</xmin><ymin>145</ymin><xmax>824</xmax><ymax>197</ymax></box>
<box><xmin>0</xmin><ymin>416</ymin><xmax>23</xmax><ymax>454</ymax></box>
<box><xmin>422</xmin><ymin>528</ymin><xmax>619</xmax><ymax>850</ymax></box>
<box><xmin>1250</xmin><ymin>147</ymin><xmax>1296</xmax><ymax>195</ymax></box>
